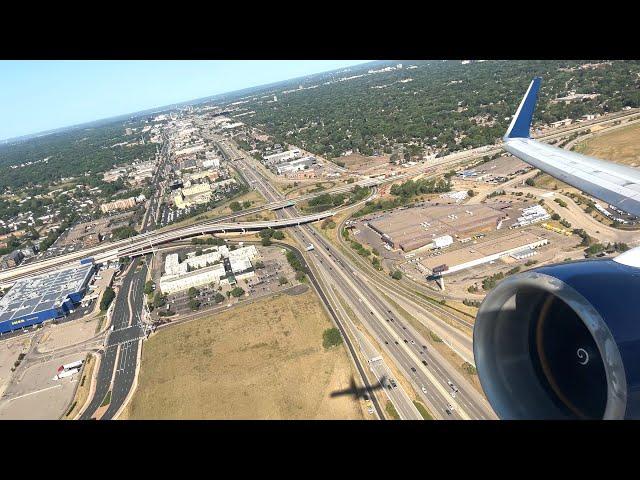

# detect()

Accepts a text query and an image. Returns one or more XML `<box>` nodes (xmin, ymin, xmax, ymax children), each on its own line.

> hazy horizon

<box><xmin>0</xmin><ymin>60</ymin><xmax>368</xmax><ymax>142</ymax></box>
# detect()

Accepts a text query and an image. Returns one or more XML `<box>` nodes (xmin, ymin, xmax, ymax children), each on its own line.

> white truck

<box><xmin>58</xmin><ymin>360</ymin><xmax>84</xmax><ymax>373</ymax></box>
<box><xmin>53</xmin><ymin>367</ymin><xmax>80</xmax><ymax>381</ymax></box>
<box><xmin>305</xmin><ymin>244</ymin><xmax>315</xmax><ymax>251</ymax></box>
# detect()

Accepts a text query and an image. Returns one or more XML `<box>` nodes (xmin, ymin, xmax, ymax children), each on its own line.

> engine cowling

<box><xmin>474</xmin><ymin>256</ymin><xmax>640</xmax><ymax>419</ymax></box>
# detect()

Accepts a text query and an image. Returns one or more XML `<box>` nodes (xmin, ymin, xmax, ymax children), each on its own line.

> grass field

<box><xmin>574</xmin><ymin>122</ymin><xmax>640</xmax><ymax>167</ymax></box>
<box><xmin>122</xmin><ymin>290</ymin><xmax>364</xmax><ymax>419</ymax></box>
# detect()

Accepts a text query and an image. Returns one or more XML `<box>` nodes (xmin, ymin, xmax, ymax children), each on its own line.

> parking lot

<box><xmin>0</xmin><ymin>352</ymin><xmax>87</xmax><ymax>420</ymax></box>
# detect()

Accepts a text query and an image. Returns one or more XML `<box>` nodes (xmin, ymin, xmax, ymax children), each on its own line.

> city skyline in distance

<box><xmin>0</xmin><ymin>60</ymin><xmax>370</xmax><ymax>142</ymax></box>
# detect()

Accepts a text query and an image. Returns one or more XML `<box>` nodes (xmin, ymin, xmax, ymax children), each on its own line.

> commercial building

<box><xmin>184</xmin><ymin>170</ymin><xmax>220</xmax><ymax>185</ymax></box>
<box><xmin>263</xmin><ymin>149</ymin><xmax>300</xmax><ymax>166</ymax></box>
<box><xmin>275</xmin><ymin>156</ymin><xmax>317</xmax><ymax>175</ymax></box>
<box><xmin>100</xmin><ymin>197</ymin><xmax>137</xmax><ymax>214</ymax></box>
<box><xmin>367</xmin><ymin>203</ymin><xmax>505</xmax><ymax>252</ymax></box>
<box><xmin>433</xmin><ymin>235</ymin><xmax>454</xmax><ymax>249</ymax></box>
<box><xmin>173</xmin><ymin>183</ymin><xmax>213</xmax><ymax>209</ymax></box>
<box><xmin>440</xmin><ymin>191</ymin><xmax>468</xmax><ymax>202</ymax></box>
<box><xmin>159</xmin><ymin>245</ymin><xmax>258</xmax><ymax>294</ymax></box>
<box><xmin>0</xmin><ymin>262</ymin><xmax>95</xmax><ymax>334</ymax></box>
<box><xmin>129</xmin><ymin>161</ymin><xmax>156</xmax><ymax>184</ymax></box>
<box><xmin>512</xmin><ymin>205</ymin><xmax>551</xmax><ymax>227</ymax></box>
<box><xmin>420</xmin><ymin>231</ymin><xmax>549</xmax><ymax>276</ymax></box>
<box><xmin>160</xmin><ymin>263</ymin><xmax>227</xmax><ymax>294</ymax></box>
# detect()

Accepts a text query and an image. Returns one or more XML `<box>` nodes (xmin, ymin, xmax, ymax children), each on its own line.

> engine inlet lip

<box><xmin>474</xmin><ymin>271</ymin><xmax>628</xmax><ymax>420</ymax></box>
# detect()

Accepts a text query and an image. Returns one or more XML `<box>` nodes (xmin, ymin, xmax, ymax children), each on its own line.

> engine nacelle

<box><xmin>474</xmin><ymin>256</ymin><xmax>640</xmax><ymax>419</ymax></box>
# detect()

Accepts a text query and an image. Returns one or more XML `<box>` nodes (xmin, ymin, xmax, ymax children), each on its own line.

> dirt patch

<box><xmin>0</xmin><ymin>338</ymin><xmax>28</xmax><ymax>397</ymax></box>
<box><xmin>37</xmin><ymin>318</ymin><xmax>99</xmax><ymax>353</ymax></box>
<box><xmin>335</xmin><ymin>153</ymin><xmax>390</xmax><ymax>173</ymax></box>
<box><xmin>286</xmin><ymin>284</ymin><xmax>309</xmax><ymax>296</ymax></box>
<box><xmin>122</xmin><ymin>290</ymin><xmax>363</xmax><ymax>419</ymax></box>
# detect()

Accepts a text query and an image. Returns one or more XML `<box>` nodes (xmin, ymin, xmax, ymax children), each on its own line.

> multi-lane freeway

<box><xmin>221</xmin><ymin>138</ymin><xmax>496</xmax><ymax>419</ymax></box>
<box><xmin>10</xmin><ymin>107</ymin><xmax>638</xmax><ymax>420</ymax></box>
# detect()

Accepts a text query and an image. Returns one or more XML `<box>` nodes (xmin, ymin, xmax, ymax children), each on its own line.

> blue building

<box><xmin>0</xmin><ymin>262</ymin><xmax>95</xmax><ymax>334</ymax></box>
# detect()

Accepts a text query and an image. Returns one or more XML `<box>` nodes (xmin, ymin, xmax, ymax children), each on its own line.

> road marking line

<box><xmin>8</xmin><ymin>384</ymin><xmax>61</xmax><ymax>402</ymax></box>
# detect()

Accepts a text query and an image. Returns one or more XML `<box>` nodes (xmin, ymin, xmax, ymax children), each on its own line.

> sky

<box><xmin>0</xmin><ymin>60</ymin><xmax>367</xmax><ymax>141</ymax></box>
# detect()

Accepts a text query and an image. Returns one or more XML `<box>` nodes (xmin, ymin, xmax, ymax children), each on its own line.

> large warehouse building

<box><xmin>0</xmin><ymin>262</ymin><xmax>95</xmax><ymax>334</ymax></box>
<box><xmin>367</xmin><ymin>203</ymin><xmax>506</xmax><ymax>252</ymax></box>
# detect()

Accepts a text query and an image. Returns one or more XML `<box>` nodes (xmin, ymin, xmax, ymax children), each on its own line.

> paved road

<box><xmin>227</xmin><ymin>139</ymin><xmax>496</xmax><ymax>419</ymax></box>
<box><xmin>80</xmin><ymin>257</ymin><xmax>146</xmax><ymax>419</ymax></box>
<box><xmin>354</xmin><ymin>330</ymin><xmax>422</xmax><ymax>420</ymax></box>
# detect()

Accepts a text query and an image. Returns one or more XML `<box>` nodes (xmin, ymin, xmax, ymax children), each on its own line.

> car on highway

<box><xmin>403</xmin><ymin>339</ymin><xmax>408</xmax><ymax>343</ymax></box>
<box><xmin>411</xmin><ymin>367</ymin><xmax>417</xmax><ymax>372</ymax></box>
<box><xmin>384</xmin><ymin>341</ymin><xmax>388</xmax><ymax>344</ymax></box>
<box><xmin>421</xmin><ymin>360</ymin><xmax>428</xmax><ymax>366</ymax></box>
<box><xmin>394</xmin><ymin>341</ymin><xmax>399</xmax><ymax>345</ymax></box>
<box><xmin>421</xmin><ymin>386</ymin><xmax>427</xmax><ymax>394</ymax></box>
<box><xmin>445</xmin><ymin>404</ymin><xmax>455</xmax><ymax>415</ymax></box>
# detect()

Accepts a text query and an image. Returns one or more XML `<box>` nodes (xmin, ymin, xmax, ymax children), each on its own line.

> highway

<box><xmin>223</xmin><ymin>138</ymin><xmax>495</xmax><ymax>419</ymax></box>
<box><xmin>4</xmin><ymin>107</ymin><xmax>638</xmax><ymax>290</ymax></box>
<box><xmin>12</xmin><ymin>107</ymin><xmax>637</xmax><ymax>420</ymax></box>
<box><xmin>80</xmin><ymin>257</ymin><xmax>145</xmax><ymax>419</ymax></box>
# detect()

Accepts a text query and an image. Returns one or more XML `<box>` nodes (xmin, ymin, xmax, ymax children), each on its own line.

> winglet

<box><xmin>504</xmin><ymin>77</ymin><xmax>542</xmax><ymax>141</ymax></box>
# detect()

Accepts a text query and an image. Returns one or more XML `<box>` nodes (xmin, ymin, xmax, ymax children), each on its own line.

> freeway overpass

<box><xmin>114</xmin><ymin>211</ymin><xmax>336</xmax><ymax>257</ymax></box>
<box><xmin>0</xmin><ymin>211</ymin><xmax>335</xmax><ymax>288</ymax></box>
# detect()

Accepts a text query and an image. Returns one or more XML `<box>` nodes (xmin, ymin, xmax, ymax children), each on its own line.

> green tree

<box><xmin>391</xmin><ymin>270</ymin><xmax>403</xmax><ymax>280</ymax></box>
<box><xmin>231</xmin><ymin>287</ymin><xmax>245</xmax><ymax>297</ymax></box>
<box><xmin>188</xmin><ymin>287</ymin><xmax>199</xmax><ymax>299</ymax></box>
<box><xmin>152</xmin><ymin>291</ymin><xmax>167</xmax><ymax>309</ymax></box>
<box><xmin>100</xmin><ymin>287</ymin><xmax>115</xmax><ymax>311</ymax></box>
<box><xmin>143</xmin><ymin>281</ymin><xmax>154</xmax><ymax>295</ymax></box>
<box><xmin>322</xmin><ymin>327</ymin><xmax>343</xmax><ymax>349</ymax></box>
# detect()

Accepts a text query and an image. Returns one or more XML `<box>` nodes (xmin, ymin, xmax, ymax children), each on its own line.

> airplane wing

<box><xmin>503</xmin><ymin>77</ymin><xmax>640</xmax><ymax>218</ymax></box>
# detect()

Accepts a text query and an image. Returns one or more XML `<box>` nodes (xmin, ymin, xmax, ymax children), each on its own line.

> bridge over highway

<box><xmin>0</xmin><ymin>211</ymin><xmax>336</xmax><ymax>288</ymax></box>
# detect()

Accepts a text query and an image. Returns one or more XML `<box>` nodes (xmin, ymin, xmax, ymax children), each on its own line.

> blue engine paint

<box><xmin>504</xmin><ymin>77</ymin><xmax>542</xmax><ymax>139</ymax></box>
<box><xmin>535</xmin><ymin>259</ymin><xmax>640</xmax><ymax>419</ymax></box>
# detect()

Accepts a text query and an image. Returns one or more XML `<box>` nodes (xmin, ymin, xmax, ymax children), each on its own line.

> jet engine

<box><xmin>474</xmin><ymin>251</ymin><xmax>640</xmax><ymax>419</ymax></box>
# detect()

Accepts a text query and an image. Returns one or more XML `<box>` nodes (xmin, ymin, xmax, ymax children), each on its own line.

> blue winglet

<box><xmin>504</xmin><ymin>77</ymin><xmax>542</xmax><ymax>140</ymax></box>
